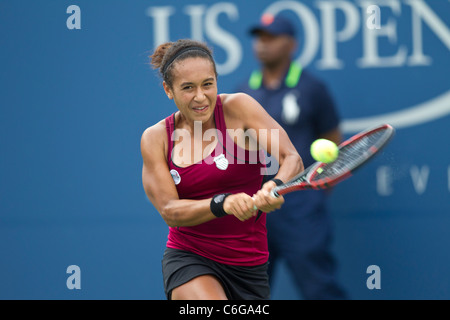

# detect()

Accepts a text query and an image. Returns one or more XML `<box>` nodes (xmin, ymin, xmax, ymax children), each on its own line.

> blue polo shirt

<box><xmin>237</xmin><ymin>62</ymin><xmax>340</xmax><ymax>169</ymax></box>
<box><xmin>237</xmin><ymin>63</ymin><xmax>348</xmax><ymax>301</ymax></box>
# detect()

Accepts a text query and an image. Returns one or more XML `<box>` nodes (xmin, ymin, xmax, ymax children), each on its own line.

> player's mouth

<box><xmin>192</xmin><ymin>105</ymin><xmax>209</xmax><ymax>113</ymax></box>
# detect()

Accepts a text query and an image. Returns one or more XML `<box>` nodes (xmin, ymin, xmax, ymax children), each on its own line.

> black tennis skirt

<box><xmin>161</xmin><ymin>247</ymin><xmax>270</xmax><ymax>300</ymax></box>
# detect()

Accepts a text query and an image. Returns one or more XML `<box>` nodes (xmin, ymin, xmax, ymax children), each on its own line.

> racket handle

<box><xmin>270</xmin><ymin>189</ymin><xmax>280</xmax><ymax>198</ymax></box>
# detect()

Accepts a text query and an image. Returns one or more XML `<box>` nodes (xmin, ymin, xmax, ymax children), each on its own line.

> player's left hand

<box><xmin>253</xmin><ymin>180</ymin><xmax>284</xmax><ymax>213</ymax></box>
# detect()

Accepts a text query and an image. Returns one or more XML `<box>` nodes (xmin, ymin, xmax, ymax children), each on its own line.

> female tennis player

<box><xmin>141</xmin><ymin>39</ymin><xmax>303</xmax><ymax>300</ymax></box>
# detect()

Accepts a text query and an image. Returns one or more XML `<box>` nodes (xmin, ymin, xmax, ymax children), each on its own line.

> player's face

<box><xmin>164</xmin><ymin>57</ymin><xmax>218</xmax><ymax>125</ymax></box>
<box><xmin>253</xmin><ymin>32</ymin><xmax>296</xmax><ymax>67</ymax></box>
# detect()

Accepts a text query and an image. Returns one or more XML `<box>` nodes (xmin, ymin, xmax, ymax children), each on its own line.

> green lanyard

<box><xmin>248</xmin><ymin>61</ymin><xmax>303</xmax><ymax>90</ymax></box>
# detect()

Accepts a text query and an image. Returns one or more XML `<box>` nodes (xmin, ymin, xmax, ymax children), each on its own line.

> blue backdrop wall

<box><xmin>1</xmin><ymin>0</ymin><xmax>449</xmax><ymax>299</ymax></box>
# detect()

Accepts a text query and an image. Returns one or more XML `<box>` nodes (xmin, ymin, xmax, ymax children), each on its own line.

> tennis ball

<box><xmin>310</xmin><ymin>139</ymin><xmax>339</xmax><ymax>163</ymax></box>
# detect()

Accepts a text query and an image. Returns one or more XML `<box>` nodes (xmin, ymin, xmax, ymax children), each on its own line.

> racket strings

<box><xmin>311</xmin><ymin>129</ymin><xmax>389</xmax><ymax>181</ymax></box>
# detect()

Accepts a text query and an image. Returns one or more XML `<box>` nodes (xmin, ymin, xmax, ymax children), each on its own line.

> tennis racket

<box><xmin>271</xmin><ymin>123</ymin><xmax>395</xmax><ymax>197</ymax></box>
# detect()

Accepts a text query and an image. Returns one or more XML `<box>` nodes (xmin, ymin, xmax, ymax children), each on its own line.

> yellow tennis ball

<box><xmin>310</xmin><ymin>139</ymin><xmax>339</xmax><ymax>163</ymax></box>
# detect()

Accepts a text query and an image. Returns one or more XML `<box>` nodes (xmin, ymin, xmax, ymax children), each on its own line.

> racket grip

<box><xmin>270</xmin><ymin>189</ymin><xmax>279</xmax><ymax>198</ymax></box>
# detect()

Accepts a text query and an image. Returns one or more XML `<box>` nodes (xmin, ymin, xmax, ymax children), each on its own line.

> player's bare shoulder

<box><xmin>221</xmin><ymin>92</ymin><xmax>267</xmax><ymax>128</ymax></box>
<box><xmin>221</xmin><ymin>92</ymin><xmax>255</xmax><ymax>112</ymax></box>
<box><xmin>141</xmin><ymin>119</ymin><xmax>166</xmax><ymax>145</ymax></box>
<box><xmin>141</xmin><ymin>119</ymin><xmax>168</xmax><ymax>161</ymax></box>
<box><xmin>221</xmin><ymin>92</ymin><xmax>259</xmax><ymax>120</ymax></box>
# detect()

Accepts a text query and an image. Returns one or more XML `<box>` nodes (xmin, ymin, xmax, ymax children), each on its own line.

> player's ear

<box><xmin>163</xmin><ymin>81</ymin><xmax>173</xmax><ymax>100</ymax></box>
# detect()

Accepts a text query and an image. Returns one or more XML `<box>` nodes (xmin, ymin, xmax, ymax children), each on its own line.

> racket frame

<box><xmin>272</xmin><ymin>124</ymin><xmax>395</xmax><ymax>197</ymax></box>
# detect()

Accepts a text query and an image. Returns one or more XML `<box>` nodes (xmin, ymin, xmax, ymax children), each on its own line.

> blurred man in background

<box><xmin>237</xmin><ymin>14</ymin><xmax>348</xmax><ymax>299</ymax></box>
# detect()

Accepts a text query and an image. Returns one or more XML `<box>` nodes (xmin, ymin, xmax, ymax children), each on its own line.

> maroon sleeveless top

<box><xmin>164</xmin><ymin>95</ymin><xmax>268</xmax><ymax>266</ymax></box>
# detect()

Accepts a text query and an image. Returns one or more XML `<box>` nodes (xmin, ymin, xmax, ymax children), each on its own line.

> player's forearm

<box><xmin>275</xmin><ymin>152</ymin><xmax>303</xmax><ymax>183</ymax></box>
<box><xmin>160</xmin><ymin>198</ymin><xmax>216</xmax><ymax>227</ymax></box>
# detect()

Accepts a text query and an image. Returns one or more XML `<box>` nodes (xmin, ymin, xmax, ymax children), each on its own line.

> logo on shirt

<box><xmin>170</xmin><ymin>169</ymin><xmax>181</xmax><ymax>185</ymax></box>
<box><xmin>281</xmin><ymin>92</ymin><xmax>301</xmax><ymax>125</ymax></box>
<box><xmin>214</xmin><ymin>193</ymin><xmax>227</xmax><ymax>203</ymax></box>
<box><xmin>213</xmin><ymin>154</ymin><xmax>229</xmax><ymax>170</ymax></box>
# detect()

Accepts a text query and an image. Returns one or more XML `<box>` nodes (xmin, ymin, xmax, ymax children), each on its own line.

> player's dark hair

<box><xmin>150</xmin><ymin>39</ymin><xmax>217</xmax><ymax>89</ymax></box>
